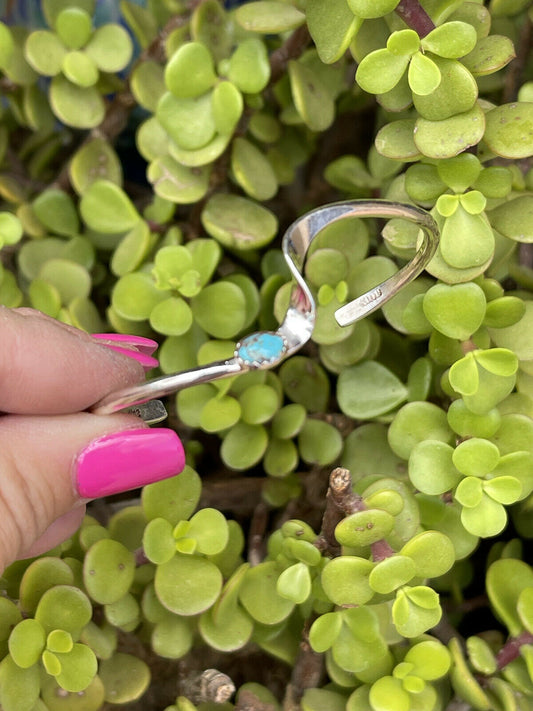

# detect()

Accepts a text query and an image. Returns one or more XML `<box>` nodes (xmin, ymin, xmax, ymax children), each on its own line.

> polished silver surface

<box><xmin>91</xmin><ymin>199</ymin><xmax>439</xmax><ymax>420</ymax></box>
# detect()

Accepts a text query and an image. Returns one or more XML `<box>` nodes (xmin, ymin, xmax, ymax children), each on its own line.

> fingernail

<box><xmin>91</xmin><ymin>333</ymin><xmax>158</xmax><ymax>356</ymax></box>
<box><xmin>76</xmin><ymin>428</ymin><xmax>185</xmax><ymax>499</ymax></box>
<box><xmin>96</xmin><ymin>344</ymin><xmax>159</xmax><ymax>372</ymax></box>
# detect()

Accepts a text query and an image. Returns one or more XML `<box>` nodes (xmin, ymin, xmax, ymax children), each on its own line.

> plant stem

<box><xmin>394</xmin><ymin>0</ymin><xmax>435</xmax><ymax>37</ymax></box>
<box><xmin>283</xmin><ymin>620</ymin><xmax>324</xmax><ymax>711</ymax></box>
<box><xmin>496</xmin><ymin>631</ymin><xmax>533</xmax><ymax>669</ymax></box>
<box><xmin>269</xmin><ymin>25</ymin><xmax>311</xmax><ymax>85</ymax></box>
<box><xmin>248</xmin><ymin>501</ymin><xmax>269</xmax><ymax>566</ymax></box>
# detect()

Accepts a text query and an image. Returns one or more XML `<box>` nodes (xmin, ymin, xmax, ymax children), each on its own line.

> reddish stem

<box><xmin>496</xmin><ymin>631</ymin><xmax>533</xmax><ymax>669</ymax></box>
<box><xmin>395</xmin><ymin>0</ymin><xmax>435</xmax><ymax>38</ymax></box>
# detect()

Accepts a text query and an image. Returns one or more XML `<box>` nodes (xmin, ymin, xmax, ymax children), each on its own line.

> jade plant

<box><xmin>1</xmin><ymin>0</ymin><xmax>533</xmax><ymax>709</ymax></box>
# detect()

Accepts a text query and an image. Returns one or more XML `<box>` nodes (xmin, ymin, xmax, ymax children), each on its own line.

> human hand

<box><xmin>0</xmin><ymin>307</ymin><xmax>185</xmax><ymax>573</ymax></box>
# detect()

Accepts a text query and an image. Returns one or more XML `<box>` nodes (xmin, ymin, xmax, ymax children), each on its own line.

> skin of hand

<box><xmin>0</xmin><ymin>307</ymin><xmax>185</xmax><ymax>573</ymax></box>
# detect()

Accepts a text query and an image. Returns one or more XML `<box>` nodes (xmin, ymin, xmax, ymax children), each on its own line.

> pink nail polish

<box><xmin>76</xmin><ymin>428</ymin><xmax>185</xmax><ymax>499</ymax></box>
<box><xmin>99</xmin><ymin>344</ymin><xmax>159</xmax><ymax>372</ymax></box>
<box><xmin>91</xmin><ymin>333</ymin><xmax>158</xmax><ymax>355</ymax></box>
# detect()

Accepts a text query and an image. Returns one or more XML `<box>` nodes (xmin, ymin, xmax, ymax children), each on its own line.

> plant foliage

<box><xmin>1</xmin><ymin>0</ymin><xmax>533</xmax><ymax>709</ymax></box>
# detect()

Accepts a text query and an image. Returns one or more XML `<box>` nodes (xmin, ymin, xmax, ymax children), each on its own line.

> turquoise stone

<box><xmin>236</xmin><ymin>332</ymin><xmax>287</xmax><ymax>367</ymax></box>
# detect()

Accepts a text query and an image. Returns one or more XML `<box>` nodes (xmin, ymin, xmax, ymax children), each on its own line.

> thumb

<box><xmin>0</xmin><ymin>412</ymin><xmax>184</xmax><ymax>572</ymax></box>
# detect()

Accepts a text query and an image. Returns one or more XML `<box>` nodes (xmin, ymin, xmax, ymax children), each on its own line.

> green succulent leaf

<box><xmin>289</xmin><ymin>59</ymin><xmax>334</xmax><ymax>131</ymax></box>
<box><xmin>35</xmin><ymin>585</ymin><xmax>92</xmax><ymax>637</ymax></box>
<box><xmin>356</xmin><ymin>48</ymin><xmax>409</xmax><ymax>95</ymax></box>
<box><xmin>337</xmin><ymin>360</ymin><xmax>408</xmax><ymax>419</ymax></box>
<box><xmin>98</xmin><ymin>653</ymin><xmax>150</xmax><ymax>704</ymax></box>
<box><xmin>239</xmin><ymin>561</ymin><xmax>294</xmax><ymax>624</ymax></box>
<box><xmin>234</xmin><ymin>2</ymin><xmax>305</xmax><ymax>33</ymax></box>
<box><xmin>165</xmin><ymin>41</ymin><xmax>216</xmax><ymax>98</ymax></box>
<box><xmin>421</xmin><ymin>21</ymin><xmax>477</xmax><ymax>58</ymax></box>
<box><xmin>0</xmin><ymin>655</ymin><xmax>40</xmax><ymax>711</ymax></box>
<box><xmin>423</xmin><ymin>282</ymin><xmax>486</xmax><ymax>340</ymax></box>
<box><xmin>8</xmin><ymin>619</ymin><xmax>46</xmax><ymax>669</ymax></box>
<box><xmin>484</xmin><ymin>103</ymin><xmax>533</xmax><ymax>159</ymax></box>
<box><xmin>155</xmin><ymin>553</ymin><xmax>222</xmax><ymax>616</ymax></box>
<box><xmin>80</xmin><ymin>179</ymin><xmax>140</xmax><ymax>233</ymax></box>
<box><xmin>392</xmin><ymin>585</ymin><xmax>442</xmax><ymax>637</ymax></box>
<box><xmin>49</xmin><ymin>75</ymin><xmax>105</xmax><ymax>129</ymax></box>
<box><xmin>306</xmin><ymin>0</ymin><xmax>360</xmax><ymax>64</ymax></box>
<box><xmin>84</xmin><ymin>23</ymin><xmax>133</xmax><ymax>72</ymax></box>
<box><xmin>487</xmin><ymin>558</ymin><xmax>533</xmax><ymax>636</ymax></box>
<box><xmin>83</xmin><ymin>540</ymin><xmax>135</xmax><ymax>605</ymax></box>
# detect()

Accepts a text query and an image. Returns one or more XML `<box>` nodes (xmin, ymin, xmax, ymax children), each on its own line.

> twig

<box><xmin>496</xmin><ymin>631</ymin><xmax>533</xmax><ymax>669</ymax></box>
<box><xmin>248</xmin><ymin>501</ymin><xmax>269</xmax><ymax>566</ymax></box>
<box><xmin>394</xmin><ymin>0</ymin><xmax>435</xmax><ymax>37</ymax></box>
<box><xmin>236</xmin><ymin>688</ymin><xmax>278</xmax><ymax>711</ymax></box>
<box><xmin>269</xmin><ymin>25</ymin><xmax>311</xmax><ymax>86</ymax></box>
<box><xmin>282</xmin><ymin>621</ymin><xmax>324</xmax><ymax>711</ymax></box>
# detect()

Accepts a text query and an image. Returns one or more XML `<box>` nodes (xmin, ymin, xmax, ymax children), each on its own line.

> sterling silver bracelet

<box><xmin>91</xmin><ymin>199</ymin><xmax>439</xmax><ymax>423</ymax></box>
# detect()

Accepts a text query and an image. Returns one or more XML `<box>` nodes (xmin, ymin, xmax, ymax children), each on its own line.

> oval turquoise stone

<box><xmin>236</xmin><ymin>332</ymin><xmax>287</xmax><ymax>367</ymax></box>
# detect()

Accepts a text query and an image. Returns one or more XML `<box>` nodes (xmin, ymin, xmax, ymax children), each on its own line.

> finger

<box><xmin>19</xmin><ymin>507</ymin><xmax>87</xmax><ymax>559</ymax></box>
<box><xmin>0</xmin><ymin>412</ymin><xmax>185</xmax><ymax>572</ymax></box>
<box><xmin>0</xmin><ymin>307</ymin><xmax>147</xmax><ymax>414</ymax></box>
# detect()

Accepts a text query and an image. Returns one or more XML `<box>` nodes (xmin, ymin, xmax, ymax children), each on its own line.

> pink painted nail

<box><xmin>91</xmin><ymin>333</ymin><xmax>158</xmax><ymax>356</ymax></box>
<box><xmin>99</xmin><ymin>344</ymin><xmax>159</xmax><ymax>372</ymax></box>
<box><xmin>76</xmin><ymin>428</ymin><xmax>185</xmax><ymax>499</ymax></box>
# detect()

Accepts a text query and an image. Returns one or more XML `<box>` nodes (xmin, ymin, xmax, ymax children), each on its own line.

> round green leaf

<box><xmin>69</xmin><ymin>137</ymin><xmax>122</xmax><ymax>194</ymax></box>
<box><xmin>39</xmin><ymin>259</ymin><xmax>91</xmax><ymax>304</ymax></box>
<box><xmin>231</xmin><ymin>137</ymin><xmax>277</xmax><ymax>201</ymax></box>
<box><xmin>408</xmin><ymin>52</ymin><xmax>441</xmax><ymax>96</ymax></box>
<box><xmin>202</xmin><ymin>193</ymin><xmax>278</xmax><ymax>250</ymax></box>
<box><xmin>409</xmin><ymin>440</ymin><xmax>461</xmax><ymax>494</ymax></box>
<box><xmin>155</xmin><ymin>553</ymin><xmax>222</xmax><ymax>615</ymax></box>
<box><xmin>276</xmin><ymin>562</ymin><xmax>312</xmax><ymax>604</ymax></box>
<box><xmin>0</xmin><ymin>655</ymin><xmax>40</xmax><ymax>711</ymax></box>
<box><xmin>157</xmin><ymin>90</ymin><xmax>215</xmax><ymax>150</ymax></box>
<box><xmin>239</xmin><ymin>384</ymin><xmax>280</xmax><ymax>425</ymax></box>
<box><xmin>462</xmin><ymin>34</ymin><xmax>516</xmax><ymax>76</ymax></box>
<box><xmin>0</xmin><ymin>22</ymin><xmax>14</xmax><ymax>69</ymax></box>
<box><xmin>309</xmin><ymin>612</ymin><xmax>342</xmax><ymax>653</ymax></box>
<box><xmin>55</xmin><ymin>7</ymin><xmax>92</xmax><ymax>50</ymax></box>
<box><xmin>423</xmin><ymin>282</ymin><xmax>486</xmax><ymax>340</ymax></box>
<box><xmin>400</xmin><ymin>530</ymin><xmax>455</xmax><ymax>578</ymax></box>
<box><xmin>142</xmin><ymin>465</ymin><xmax>201</xmax><ymax>525</ymax></box>
<box><xmin>24</xmin><ymin>30</ymin><xmax>66</xmax><ymax>75</ymax></box>
<box><xmin>152</xmin><ymin>616</ymin><xmax>193</xmax><ymax>659</ymax></box>
<box><xmin>347</xmin><ymin>0</ymin><xmax>400</xmax><ymax>17</ymax></box>
<box><xmin>356</xmin><ymin>48</ymin><xmax>409</xmax><ymax>95</ymax></box>
<box><xmin>375</xmin><ymin>119</ymin><xmax>421</xmax><ymax>161</ymax></box>
<box><xmin>186</xmin><ymin>508</ymin><xmax>229</xmax><ymax>556</ymax></box>
<box><xmin>54</xmin><ymin>643</ymin><xmax>97</xmax><ymax>693</ymax></box>
<box><xmin>143</xmin><ymin>517</ymin><xmax>176</xmax><ymax>565</ymax></box>
<box><xmin>32</xmin><ymin>188</ymin><xmax>79</xmax><ymax>237</ymax></box>
<box><xmin>392</xmin><ymin>586</ymin><xmax>442</xmax><ymax>638</ymax></box>
<box><xmin>99</xmin><ymin>653</ymin><xmax>150</xmax><ymax>704</ymax></box>
<box><xmin>337</xmin><ymin>360</ymin><xmax>408</xmax><ymax>419</ymax></box>
<box><xmin>62</xmin><ymin>50</ymin><xmax>98</xmax><ymax>87</ymax></box>
<box><xmin>388</xmin><ymin>401</ymin><xmax>453</xmax><ymax>460</ymax></box>
<box><xmin>239</xmin><ymin>561</ymin><xmax>294</xmax><ymax>624</ymax></box>
<box><xmin>421</xmin><ymin>21</ymin><xmax>477</xmax><ymax>58</ymax></box>
<box><xmin>191</xmin><ymin>281</ymin><xmax>246</xmax><ymax>338</ymax></box>
<box><xmin>460</xmin><ymin>492</ymin><xmax>507</xmax><ymax>537</ymax></box>
<box><xmin>112</xmin><ymin>271</ymin><xmax>168</xmax><ymax>321</ymax></box>
<box><xmin>487</xmin><ymin>558</ymin><xmax>533</xmax><ymax>637</ymax></box>
<box><xmin>149</xmin><ymin>296</ymin><xmax>193</xmax><ymax>336</ymax></box>
<box><xmin>440</xmin><ymin>208</ymin><xmax>494</xmax><ymax>270</ymax></box>
<box><xmin>289</xmin><ymin>59</ymin><xmax>334</xmax><ymax>132</ymax></box>
<box><xmin>8</xmin><ymin>619</ymin><xmax>46</xmax><ymax>669</ymax></box>
<box><xmin>49</xmin><ymin>75</ymin><xmax>104</xmax><ymax>129</ymax></box>
<box><xmin>234</xmin><ymin>2</ymin><xmax>305</xmax><ymax>33</ymax></box>
<box><xmin>404</xmin><ymin>640</ymin><xmax>451</xmax><ymax>680</ymax></box>
<box><xmin>84</xmin><ymin>24</ymin><xmax>133</xmax><ymax>72</ymax></box>
<box><xmin>35</xmin><ymin>585</ymin><xmax>92</xmax><ymax>637</ymax></box>
<box><xmin>369</xmin><ymin>556</ymin><xmax>416</xmax><ymax>595</ymax></box>
<box><xmin>212</xmin><ymin>80</ymin><xmax>243</xmax><ymax>135</ymax></box>
<box><xmin>83</xmin><ymin>540</ymin><xmax>135</xmax><ymax>605</ymax></box>
<box><xmin>335</xmin><ymin>509</ymin><xmax>395</xmax><ymax>547</ymax></box>
<box><xmin>370</xmin><ymin>676</ymin><xmax>409</xmax><ymax>711</ymax></box>
<box><xmin>200</xmin><ymin>394</ymin><xmax>242</xmax><ymax>433</ymax></box>
<box><xmin>452</xmin><ymin>438</ymin><xmax>500</xmax><ymax>476</ymax></box>
<box><xmin>414</xmin><ymin>103</ymin><xmax>486</xmax><ymax>159</ymax></box>
<box><xmin>483</xmin><ymin>476</ymin><xmax>522</xmax><ymax>505</ymax></box>
<box><xmin>484</xmin><ymin>103</ymin><xmax>533</xmax><ymax>159</ymax></box>
<box><xmin>0</xmin><ymin>211</ymin><xmax>23</xmax><ymax>245</ymax></box>
<box><xmin>165</xmin><ymin>42</ymin><xmax>216</xmax><ymax>98</ymax></box>
<box><xmin>80</xmin><ymin>179</ymin><xmax>139</xmax><ymax>233</ymax></box>
<box><xmin>306</xmin><ymin>0</ymin><xmax>360</xmax><ymax>64</ymax></box>
<box><xmin>298</xmin><ymin>418</ymin><xmax>343</xmax><ymax>465</ymax></box>
<box><xmin>221</xmin><ymin>422</ymin><xmax>268</xmax><ymax>470</ymax></box>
